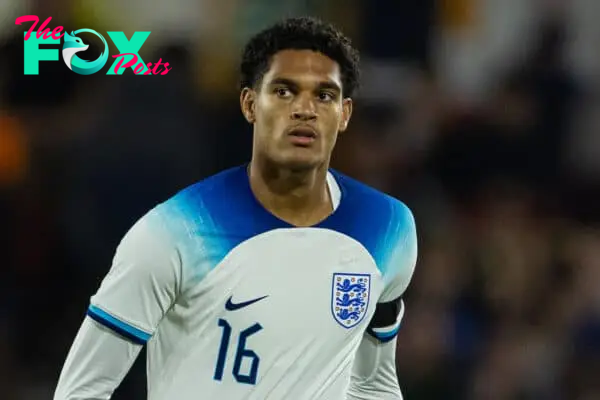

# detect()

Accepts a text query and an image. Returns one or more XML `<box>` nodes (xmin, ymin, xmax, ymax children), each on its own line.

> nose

<box><xmin>291</xmin><ymin>94</ymin><xmax>317</xmax><ymax>121</ymax></box>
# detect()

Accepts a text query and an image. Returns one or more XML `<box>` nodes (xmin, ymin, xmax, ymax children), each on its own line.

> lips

<box><xmin>287</xmin><ymin>126</ymin><xmax>317</xmax><ymax>146</ymax></box>
<box><xmin>287</xmin><ymin>126</ymin><xmax>317</xmax><ymax>138</ymax></box>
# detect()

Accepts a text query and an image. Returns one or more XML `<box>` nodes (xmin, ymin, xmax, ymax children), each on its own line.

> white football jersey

<box><xmin>87</xmin><ymin>165</ymin><xmax>417</xmax><ymax>400</ymax></box>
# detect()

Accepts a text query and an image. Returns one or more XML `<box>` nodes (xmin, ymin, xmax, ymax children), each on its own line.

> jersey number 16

<box><xmin>213</xmin><ymin>318</ymin><xmax>263</xmax><ymax>385</ymax></box>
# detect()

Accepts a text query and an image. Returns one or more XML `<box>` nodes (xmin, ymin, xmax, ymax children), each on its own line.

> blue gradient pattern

<box><xmin>154</xmin><ymin>167</ymin><xmax>278</xmax><ymax>282</ymax></box>
<box><xmin>325</xmin><ymin>170</ymin><xmax>416</xmax><ymax>284</ymax></box>
<box><xmin>151</xmin><ymin>165</ymin><xmax>415</xmax><ymax>284</ymax></box>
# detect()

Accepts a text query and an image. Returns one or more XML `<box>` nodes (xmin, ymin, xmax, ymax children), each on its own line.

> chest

<box><xmin>184</xmin><ymin>228</ymin><xmax>384</xmax><ymax>341</ymax></box>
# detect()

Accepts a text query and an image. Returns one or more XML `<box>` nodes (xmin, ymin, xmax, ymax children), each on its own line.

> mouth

<box><xmin>287</xmin><ymin>126</ymin><xmax>317</xmax><ymax>146</ymax></box>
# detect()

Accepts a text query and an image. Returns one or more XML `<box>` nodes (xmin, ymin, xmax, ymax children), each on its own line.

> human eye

<box><xmin>318</xmin><ymin>91</ymin><xmax>335</xmax><ymax>102</ymax></box>
<box><xmin>274</xmin><ymin>87</ymin><xmax>292</xmax><ymax>98</ymax></box>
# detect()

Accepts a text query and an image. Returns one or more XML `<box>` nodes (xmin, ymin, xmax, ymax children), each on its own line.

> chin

<box><xmin>273</xmin><ymin>152</ymin><xmax>324</xmax><ymax>171</ymax></box>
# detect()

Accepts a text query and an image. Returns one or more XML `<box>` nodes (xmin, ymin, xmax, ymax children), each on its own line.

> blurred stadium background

<box><xmin>1</xmin><ymin>0</ymin><xmax>599</xmax><ymax>399</ymax></box>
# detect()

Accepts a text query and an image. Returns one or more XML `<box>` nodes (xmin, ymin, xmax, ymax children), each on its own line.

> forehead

<box><xmin>262</xmin><ymin>49</ymin><xmax>342</xmax><ymax>87</ymax></box>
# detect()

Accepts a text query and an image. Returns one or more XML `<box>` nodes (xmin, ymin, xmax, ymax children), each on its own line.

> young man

<box><xmin>54</xmin><ymin>16</ymin><xmax>418</xmax><ymax>400</ymax></box>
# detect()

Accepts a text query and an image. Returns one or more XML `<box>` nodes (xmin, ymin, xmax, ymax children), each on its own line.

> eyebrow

<box><xmin>317</xmin><ymin>80</ymin><xmax>342</xmax><ymax>93</ymax></box>
<box><xmin>268</xmin><ymin>77</ymin><xmax>342</xmax><ymax>93</ymax></box>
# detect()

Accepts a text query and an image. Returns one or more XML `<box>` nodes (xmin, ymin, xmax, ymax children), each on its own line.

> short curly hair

<box><xmin>239</xmin><ymin>16</ymin><xmax>360</xmax><ymax>98</ymax></box>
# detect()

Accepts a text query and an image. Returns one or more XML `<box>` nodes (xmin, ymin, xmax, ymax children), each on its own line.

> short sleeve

<box><xmin>367</xmin><ymin>204</ymin><xmax>417</xmax><ymax>342</ymax></box>
<box><xmin>379</xmin><ymin>204</ymin><xmax>418</xmax><ymax>303</ymax></box>
<box><xmin>87</xmin><ymin>210</ymin><xmax>181</xmax><ymax>345</ymax></box>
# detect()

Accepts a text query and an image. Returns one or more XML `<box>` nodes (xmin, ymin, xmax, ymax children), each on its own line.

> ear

<box><xmin>240</xmin><ymin>87</ymin><xmax>256</xmax><ymax>124</ymax></box>
<box><xmin>338</xmin><ymin>97</ymin><xmax>353</xmax><ymax>133</ymax></box>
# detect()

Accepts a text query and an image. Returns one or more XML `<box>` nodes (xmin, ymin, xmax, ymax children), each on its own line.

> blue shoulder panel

<box><xmin>153</xmin><ymin>166</ymin><xmax>274</xmax><ymax>281</ymax></box>
<box><xmin>151</xmin><ymin>165</ymin><xmax>415</xmax><ymax>284</ymax></box>
<box><xmin>320</xmin><ymin>170</ymin><xmax>416</xmax><ymax>281</ymax></box>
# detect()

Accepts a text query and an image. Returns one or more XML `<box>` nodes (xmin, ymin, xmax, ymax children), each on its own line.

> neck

<box><xmin>248</xmin><ymin>157</ymin><xmax>333</xmax><ymax>227</ymax></box>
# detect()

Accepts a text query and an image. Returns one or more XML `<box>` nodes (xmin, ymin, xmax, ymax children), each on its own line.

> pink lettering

<box><xmin>112</xmin><ymin>53</ymin><xmax>139</xmax><ymax>74</ymax></box>
<box><xmin>161</xmin><ymin>63</ymin><xmax>172</xmax><ymax>75</ymax></box>
<box><xmin>149</xmin><ymin>59</ymin><xmax>172</xmax><ymax>75</ymax></box>
<box><xmin>143</xmin><ymin>63</ymin><xmax>153</xmax><ymax>75</ymax></box>
<box><xmin>36</xmin><ymin>17</ymin><xmax>52</xmax><ymax>39</ymax></box>
<box><xmin>152</xmin><ymin>59</ymin><xmax>165</xmax><ymax>75</ymax></box>
<box><xmin>51</xmin><ymin>26</ymin><xmax>64</xmax><ymax>40</ymax></box>
<box><xmin>15</xmin><ymin>15</ymin><xmax>64</xmax><ymax>41</ymax></box>
<box><xmin>133</xmin><ymin>62</ymin><xmax>145</xmax><ymax>75</ymax></box>
<box><xmin>15</xmin><ymin>15</ymin><xmax>39</xmax><ymax>41</ymax></box>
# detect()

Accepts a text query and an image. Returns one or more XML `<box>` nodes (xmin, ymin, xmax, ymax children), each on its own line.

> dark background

<box><xmin>1</xmin><ymin>1</ymin><xmax>599</xmax><ymax>399</ymax></box>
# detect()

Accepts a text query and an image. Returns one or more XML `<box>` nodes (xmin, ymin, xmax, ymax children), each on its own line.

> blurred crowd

<box><xmin>1</xmin><ymin>0</ymin><xmax>599</xmax><ymax>399</ymax></box>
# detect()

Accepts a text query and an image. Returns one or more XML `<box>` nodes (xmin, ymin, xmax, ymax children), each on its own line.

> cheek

<box><xmin>259</xmin><ymin>102</ymin><xmax>288</xmax><ymax>131</ymax></box>
<box><xmin>323</xmin><ymin>106</ymin><xmax>343</xmax><ymax>133</ymax></box>
<box><xmin>255</xmin><ymin>105</ymin><xmax>287</xmax><ymax>143</ymax></box>
<box><xmin>255</xmin><ymin>101</ymin><xmax>273</xmax><ymax>129</ymax></box>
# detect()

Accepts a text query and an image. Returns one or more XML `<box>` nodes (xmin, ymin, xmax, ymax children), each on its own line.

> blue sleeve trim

<box><xmin>87</xmin><ymin>305</ymin><xmax>151</xmax><ymax>345</ymax></box>
<box><xmin>369</xmin><ymin>325</ymin><xmax>401</xmax><ymax>343</ymax></box>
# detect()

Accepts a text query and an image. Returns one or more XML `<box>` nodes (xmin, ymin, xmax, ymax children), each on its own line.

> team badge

<box><xmin>331</xmin><ymin>273</ymin><xmax>371</xmax><ymax>329</ymax></box>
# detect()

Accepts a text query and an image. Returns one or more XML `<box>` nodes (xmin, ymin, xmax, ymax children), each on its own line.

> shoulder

<box><xmin>113</xmin><ymin>165</ymin><xmax>247</xmax><ymax>258</ymax></box>
<box><xmin>160</xmin><ymin>165</ymin><xmax>246</xmax><ymax>216</ymax></box>
<box><xmin>329</xmin><ymin>170</ymin><xmax>417</xmax><ymax>278</ymax></box>
<box><xmin>330</xmin><ymin>169</ymin><xmax>416</xmax><ymax>243</ymax></box>
<box><xmin>331</xmin><ymin>169</ymin><xmax>414</xmax><ymax>225</ymax></box>
<box><xmin>149</xmin><ymin>165</ymin><xmax>248</xmax><ymax>236</ymax></box>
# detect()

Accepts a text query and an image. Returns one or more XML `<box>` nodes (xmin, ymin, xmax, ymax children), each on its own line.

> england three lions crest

<box><xmin>332</xmin><ymin>273</ymin><xmax>371</xmax><ymax>329</ymax></box>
